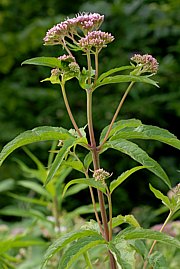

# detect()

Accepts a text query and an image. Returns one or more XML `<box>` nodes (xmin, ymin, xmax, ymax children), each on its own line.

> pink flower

<box><xmin>78</xmin><ymin>30</ymin><xmax>114</xmax><ymax>50</ymax></box>
<box><xmin>131</xmin><ymin>54</ymin><xmax>159</xmax><ymax>74</ymax></box>
<box><xmin>75</xmin><ymin>12</ymin><xmax>104</xmax><ymax>32</ymax></box>
<box><xmin>93</xmin><ymin>168</ymin><xmax>110</xmax><ymax>181</ymax></box>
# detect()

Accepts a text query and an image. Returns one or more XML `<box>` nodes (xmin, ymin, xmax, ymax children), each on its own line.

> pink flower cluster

<box><xmin>93</xmin><ymin>168</ymin><xmax>110</xmax><ymax>181</ymax></box>
<box><xmin>43</xmin><ymin>13</ymin><xmax>104</xmax><ymax>45</ymax></box>
<box><xmin>79</xmin><ymin>30</ymin><xmax>114</xmax><ymax>50</ymax></box>
<box><xmin>58</xmin><ymin>54</ymin><xmax>75</xmax><ymax>62</ymax></box>
<box><xmin>131</xmin><ymin>54</ymin><xmax>159</xmax><ymax>74</ymax></box>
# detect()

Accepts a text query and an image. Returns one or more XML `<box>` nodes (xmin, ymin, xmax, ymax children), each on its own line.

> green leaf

<box><xmin>100</xmin><ymin>119</ymin><xmax>142</xmax><ymax>143</ymax></box>
<box><xmin>0</xmin><ymin>126</ymin><xmax>73</xmax><ymax>166</ymax></box>
<box><xmin>110</xmin><ymin>124</ymin><xmax>180</xmax><ymax>150</ymax></box>
<box><xmin>149</xmin><ymin>184</ymin><xmax>171</xmax><ymax>209</ymax></box>
<box><xmin>41</xmin><ymin>230</ymin><xmax>103</xmax><ymax>268</ymax></box>
<box><xmin>64</xmin><ymin>184</ymin><xmax>88</xmax><ymax>198</ymax></box>
<box><xmin>148</xmin><ymin>251</ymin><xmax>168</xmax><ymax>269</ymax></box>
<box><xmin>97</xmin><ymin>66</ymin><xmax>134</xmax><ymax>82</ymax></box>
<box><xmin>62</xmin><ymin>178</ymin><xmax>106</xmax><ymax>197</ymax></box>
<box><xmin>7</xmin><ymin>192</ymin><xmax>49</xmax><ymax>206</ymax></box>
<box><xmin>0</xmin><ymin>207</ymin><xmax>49</xmax><ymax>222</ymax></box>
<box><xmin>21</xmin><ymin>57</ymin><xmax>62</xmax><ymax>68</ymax></box>
<box><xmin>58</xmin><ymin>236</ymin><xmax>106</xmax><ymax>269</ymax></box>
<box><xmin>95</xmin><ymin>75</ymin><xmax>159</xmax><ymax>89</ymax></box>
<box><xmin>105</xmin><ymin>139</ymin><xmax>171</xmax><ymax>188</ymax></box>
<box><xmin>111</xmin><ymin>214</ymin><xmax>140</xmax><ymax>229</ymax></box>
<box><xmin>17</xmin><ymin>180</ymin><xmax>51</xmax><ymax>199</ymax></box>
<box><xmin>0</xmin><ymin>178</ymin><xmax>15</xmax><ymax>193</ymax></box>
<box><xmin>110</xmin><ymin>166</ymin><xmax>148</xmax><ymax>193</ymax></box>
<box><xmin>45</xmin><ymin>138</ymin><xmax>75</xmax><ymax>186</ymax></box>
<box><xmin>68</xmin><ymin>204</ymin><xmax>101</xmax><ymax>218</ymax></box>
<box><xmin>116</xmin><ymin>227</ymin><xmax>180</xmax><ymax>249</ymax></box>
<box><xmin>108</xmin><ymin>240</ymin><xmax>136</xmax><ymax>269</ymax></box>
<box><xmin>84</xmin><ymin>152</ymin><xmax>93</xmax><ymax>170</ymax></box>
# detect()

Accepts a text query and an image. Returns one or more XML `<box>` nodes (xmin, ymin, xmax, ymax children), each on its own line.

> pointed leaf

<box><xmin>97</xmin><ymin>66</ymin><xmax>134</xmax><ymax>82</ymax></box>
<box><xmin>95</xmin><ymin>75</ymin><xmax>159</xmax><ymax>89</ymax></box>
<box><xmin>149</xmin><ymin>184</ymin><xmax>171</xmax><ymax>209</ymax></box>
<box><xmin>110</xmin><ymin>166</ymin><xmax>148</xmax><ymax>193</ymax></box>
<box><xmin>45</xmin><ymin>138</ymin><xmax>75</xmax><ymax>186</ymax></box>
<box><xmin>17</xmin><ymin>180</ymin><xmax>51</xmax><ymax>199</ymax></box>
<box><xmin>110</xmin><ymin>124</ymin><xmax>180</xmax><ymax>150</ymax></box>
<box><xmin>100</xmin><ymin>119</ymin><xmax>142</xmax><ymax>143</ymax></box>
<box><xmin>63</xmin><ymin>178</ymin><xmax>106</xmax><ymax>197</ymax></box>
<box><xmin>0</xmin><ymin>126</ymin><xmax>73</xmax><ymax>166</ymax></box>
<box><xmin>105</xmin><ymin>139</ymin><xmax>171</xmax><ymax>188</ymax></box>
<box><xmin>22</xmin><ymin>57</ymin><xmax>62</xmax><ymax>68</ymax></box>
<box><xmin>116</xmin><ymin>227</ymin><xmax>180</xmax><ymax>249</ymax></box>
<box><xmin>41</xmin><ymin>230</ymin><xmax>103</xmax><ymax>268</ymax></box>
<box><xmin>111</xmin><ymin>214</ymin><xmax>140</xmax><ymax>229</ymax></box>
<box><xmin>58</xmin><ymin>236</ymin><xmax>106</xmax><ymax>269</ymax></box>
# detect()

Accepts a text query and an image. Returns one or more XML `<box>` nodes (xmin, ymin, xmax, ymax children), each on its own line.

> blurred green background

<box><xmin>0</xmin><ymin>0</ymin><xmax>180</xmax><ymax>221</ymax></box>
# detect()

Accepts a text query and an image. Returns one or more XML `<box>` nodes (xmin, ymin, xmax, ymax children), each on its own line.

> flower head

<box><xmin>43</xmin><ymin>13</ymin><xmax>104</xmax><ymax>46</ymax></box>
<box><xmin>131</xmin><ymin>54</ymin><xmax>159</xmax><ymax>74</ymax></box>
<box><xmin>78</xmin><ymin>30</ymin><xmax>114</xmax><ymax>50</ymax></box>
<box><xmin>93</xmin><ymin>168</ymin><xmax>110</xmax><ymax>181</ymax></box>
<box><xmin>58</xmin><ymin>54</ymin><xmax>75</xmax><ymax>62</ymax></box>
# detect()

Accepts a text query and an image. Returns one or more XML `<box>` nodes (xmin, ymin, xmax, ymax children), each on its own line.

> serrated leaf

<box><xmin>97</xmin><ymin>66</ymin><xmax>134</xmax><ymax>82</ymax></box>
<box><xmin>0</xmin><ymin>126</ymin><xmax>73</xmax><ymax>166</ymax></box>
<box><xmin>22</xmin><ymin>57</ymin><xmax>62</xmax><ymax>68</ymax></box>
<box><xmin>100</xmin><ymin>119</ymin><xmax>142</xmax><ymax>143</ymax></box>
<box><xmin>45</xmin><ymin>138</ymin><xmax>75</xmax><ymax>186</ymax></box>
<box><xmin>110</xmin><ymin>124</ymin><xmax>180</xmax><ymax>150</ymax></box>
<box><xmin>110</xmin><ymin>166</ymin><xmax>148</xmax><ymax>193</ymax></box>
<box><xmin>95</xmin><ymin>75</ymin><xmax>159</xmax><ymax>89</ymax></box>
<box><xmin>62</xmin><ymin>178</ymin><xmax>106</xmax><ymax>197</ymax></box>
<box><xmin>105</xmin><ymin>139</ymin><xmax>171</xmax><ymax>188</ymax></box>
<box><xmin>109</xmin><ymin>239</ymin><xmax>136</xmax><ymax>269</ymax></box>
<box><xmin>58</xmin><ymin>236</ymin><xmax>106</xmax><ymax>269</ymax></box>
<box><xmin>116</xmin><ymin>227</ymin><xmax>180</xmax><ymax>249</ymax></box>
<box><xmin>149</xmin><ymin>184</ymin><xmax>171</xmax><ymax>209</ymax></box>
<box><xmin>41</xmin><ymin>229</ymin><xmax>103</xmax><ymax>268</ymax></box>
<box><xmin>111</xmin><ymin>214</ymin><xmax>140</xmax><ymax>229</ymax></box>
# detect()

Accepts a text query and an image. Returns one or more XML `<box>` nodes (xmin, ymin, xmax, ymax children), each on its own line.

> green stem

<box><xmin>106</xmin><ymin>188</ymin><xmax>113</xmax><ymax>241</ymax></box>
<box><xmin>83</xmin><ymin>252</ymin><xmax>93</xmax><ymax>269</ymax></box>
<box><xmin>98</xmin><ymin>81</ymin><xmax>135</xmax><ymax>150</ymax></box>
<box><xmin>143</xmin><ymin>210</ymin><xmax>173</xmax><ymax>269</ymax></box>
<box><xmin>61</xmin><ymin>82</ymin><xmax>82</xmax><ymax>137</ymax></box>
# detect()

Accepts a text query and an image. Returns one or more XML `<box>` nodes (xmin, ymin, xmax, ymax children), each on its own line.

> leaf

<box><xmin>148</xmin><ymin>251</ymin><xmax>168</xmax><ymax>269</ymax></box>
<box><xmin>62</xmin><ymin>178</ymin><xmax>106</xmax><ymax>197</ymax></box>
<box><xmin>21</xmin><ymin>57</ymin><xmax>62</xmax><ymax>68</ymax></box>
<box><xmin>68</xmin><ymin>204</ymin><xmax>101</xmax><ymax>218</ymax></box>
<box><xmin>7</xmin><ymin>192</ymin><xmax>49</xmax><ymax>206</ymax></box>
<box><xmin>41</xmin><ymin>230</ymin><xmax>104</xmax><ymax>268</ymax></box>
<box><xmin>0</xmin><ymin>126</ymin><xmax>73</xmax><ymax>166</ymax></box>
<box><xmin>108</xmin><ymin>239</ymin><xmax>136</xmax><ymax>269</ymax></box>
<box><xmin>110</xmin><ymin>124</ymin><xmax>180</xmax><ymax>150</ymax></box>
<box><xmin>105</xmin><ymin>139</ymin><xmax>171</xmax><ymax>188</ymax></box>
<box><xmin>95</xmin><ymin>75</ymin><xmax>159</xmax><ymax>89</ymax></box>
<box><xmin>111</xmin><ymin>214</ymin><xmax>140</xmax><ymax>229</ymax></box>
<box><xmin>17</xmin><ymin>180</ymin><xmax>51</xmax><ymax>199</ymax></box>
<box><xmin>97</xmin><ymin>66</ymin><xmax>134</xmax><ymax>82</ymax></box>
<box><xmin>100</xmin><ymin>119</ymin><xmax>142</xmax><ymax>143</ymax></box>
<box><xmin>116</xmin><ymin>227</ymin><xmax>180</xmax><ymax>249</ymax></box>
<box><xmin>0</xmin><ymin>178</ymin><xmax>15</xmax><ymax>193</ymax></box>
<box><xmin>84</xmin><ymin>152</ymin><xmax>93</xmax><ymax>169</ymax></box>
<box><xmin>58</xmin><ymin>236</ymin><xmax>106</xmax><ymax>269</ymax></box>
<box><xmin>45</xmin><ymin>138</ymin><xmax>75</xmax><ymax>186</ymax></box>
<box><xmin>149</xmin><ymin>184</ymin><xmax>171</xmax><ymax>209</ymax></box>
<box><xmin>110</xmin><ymin>166</ymin><xmax>148</xmax><ymax>193</ymax></box>
<box><xmin>64</xmin><ymin>184</ymin><xmax>88</xmax><ymax>198</ymax></box>
<box><xmin>0</xmin><ymin>207</ymin><xmax>50</xmax><ymax>222</ymax></box>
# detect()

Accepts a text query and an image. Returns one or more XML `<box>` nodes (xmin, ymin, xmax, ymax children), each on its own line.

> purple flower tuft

<box><xmin>131</xmin><ymin>54</ymin><xmax>159</xmax><ymax>74</ymax></box>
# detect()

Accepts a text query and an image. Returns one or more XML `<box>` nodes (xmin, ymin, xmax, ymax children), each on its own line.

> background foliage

<box><xmin>0</xmin><ymin>0</ymin><xmax>180</xmax><ymax>220</ymax></box>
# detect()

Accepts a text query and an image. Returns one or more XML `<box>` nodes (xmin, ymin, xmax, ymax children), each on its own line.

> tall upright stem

<box><xmin>61</xmin><ymin>82</ymin><xmax>82</xmax><ymax>138</ymax></box>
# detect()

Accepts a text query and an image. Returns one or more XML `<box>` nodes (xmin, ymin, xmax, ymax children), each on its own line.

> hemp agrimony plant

<box><xmin>0</xmin><ymin>13</ymin><xmax>180</xmax><ymax>269</ymax></box>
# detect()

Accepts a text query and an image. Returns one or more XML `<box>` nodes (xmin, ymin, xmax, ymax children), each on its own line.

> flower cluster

<box><xmin>131</xmin><ymin>54</ymin><xmax>159</xmax><ymax>74</ymax></box>
<box><xmin>93</xmin><ymin>168</ymin><xmax>110</xmax><ymax>181</ymax></box>
<box><xmin>78</xmin><ymin>30</ymin><xmax>114</xmax><ymax>50</ymax></box>
<box><xmin>168</xmin><ymin>183</ymin><xmax>180</xmax><ymax>202</ymax></box>
<box><xmin>43</xmin><ymin>13</ymin><xmax>104</xmax><ymax>46</ymax></box>
<box><xmin>58</xmin><ymin>54</ymin><xmax>75</xmax><ymax>62</ymax></box>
